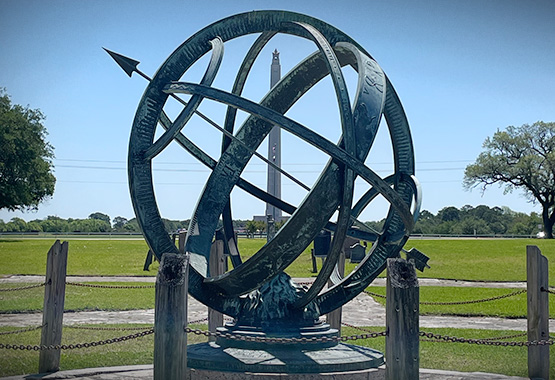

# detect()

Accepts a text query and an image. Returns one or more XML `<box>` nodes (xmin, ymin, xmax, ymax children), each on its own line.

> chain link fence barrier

<box><xmin>364</xmin><ymin>289</ymin><xmax>527</xmax><ymax>305</ymax></box>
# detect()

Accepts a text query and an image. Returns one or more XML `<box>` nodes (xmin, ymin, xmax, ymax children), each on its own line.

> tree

<box><xmin>0</xmin><ymin>89</ymin><xmax>56</xmax><ymax>210</ymax></box>
<box><xmin>464</xmin><ymin>121</ymin><xmax>555</xmax><ymax>238</ymax></box>
<box><xmin>112</xmin><ymin>216</ymin><xmax>128</xmax><ymax>231</ymax></box>
<box><xmin>88</xmin><ymin>212</ymin><xmax>111</xmax><ymax>226</ymax></box>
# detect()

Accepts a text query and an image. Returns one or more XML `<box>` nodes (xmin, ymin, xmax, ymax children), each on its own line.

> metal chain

<box><xmin>364</xmin><ymin>290</ymin><xmax>386</xmax><ymax>299</ymax></box>
<box><xmin>2</xmin><ymin>325</ymin><xmax>550</xmax><ymax>350</ymax></box>
<box><xmin>420</xmin><ymin>332</ymin><xmax>527</xmax><ymax>343</ymax></box>
<box><xmin>0</xmin><ymin>283</ymin><xmax>46</xmax><ymax>292</ymax></box>
<box><xmin>544</xmin><ymin>288</ymin><xmax>555</xmax><ymax>295</ymax></box>
<box><xmin>0</xmin><ymin>325</ymin><xmax>44</xmax><ymax>336</ymax></box>
<box><xmin>65</xmin><ymin>325</ymin><xmax>153</xmax><ymax>331</ymax></box>
<box><xmin>65</xmin><ymin>282</ymin><xmax>155</xmax><ymax>289</ymax></box>
<box><xmin>418</xmin><ymin>331</ymin><xmax>554</xmax><ymax>347</ymax></box>
<box><xmin>0</xmin><ymin>329</ymin><xmax>154</xmax><ymax>351</ymax></box>
<box><xmin>364</xmin><ymin>289</ymin><xmax>526</xmax><ymax>305</ymax></box>
<box><xmin>421</xmin><ymin>289</ymin><xmax>526</xmax><ymax>306</ymax></box>
<box><xmin>341</xmin><ymin>321</ymin><xmax>382</xmax><ymax>334</ymax></box>
<box><xmin>184</xmin><ymin>326</ymin><xmax>386</xmax><ymax>343</ymax></box>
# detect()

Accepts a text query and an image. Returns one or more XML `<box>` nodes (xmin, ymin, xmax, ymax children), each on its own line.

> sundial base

<box><xmin>187</xmin><ymin>341</ymin><xmax>384</xmax><ymax>375</ymax></box>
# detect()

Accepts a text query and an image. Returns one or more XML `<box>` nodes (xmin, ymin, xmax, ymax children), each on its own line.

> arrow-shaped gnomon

<box><xmin>103</xmin><ymin>47</ymin><xmax>310</xmax><ymax>191</ymax></box>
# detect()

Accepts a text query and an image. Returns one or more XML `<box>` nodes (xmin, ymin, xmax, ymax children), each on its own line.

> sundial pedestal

<box><xmin>187</xmin><ymin>327</ymin><xmax>384</xmax><ymax>377</ymax></box>
<box><xmin>187</xmin><ymin>273</ymin><xmax>384</xmax><ymax>377</ymax></box>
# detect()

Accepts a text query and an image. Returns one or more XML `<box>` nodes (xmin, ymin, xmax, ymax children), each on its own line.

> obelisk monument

<box><xmin>265</xmin><ymin>49</ymin><xmax>282</xmax><ymax>222</ymax></box>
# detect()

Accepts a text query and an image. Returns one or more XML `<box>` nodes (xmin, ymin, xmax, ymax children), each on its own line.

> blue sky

<box><xmin>1</xmin><ymin>0</ymin><xmax>554</xmax><ymax>224</ymax></box>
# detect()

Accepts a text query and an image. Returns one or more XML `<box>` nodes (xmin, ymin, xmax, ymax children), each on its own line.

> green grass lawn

<box><xmin>0</xmin><ymin>324</ymin><xmax>552</xmax><ymax>378</ymax></box>
<box><xmin>0</xmin><ymin>239</ymin><xmax>154</xmax><ymax>276</ymax></box>
<box><xmin>402</xmin><ymin>238</ymin><xmax>555</xmax><ymax>284</ymax></box>
<box><xmin>1</xmin><ymin>238</ymin><xmax>553</xmax><ymax>285</ymax></box>
<box><xmin>0</xmin><ymin>282</ymin><xmax>155</xmax><ymax>313</ymax></box>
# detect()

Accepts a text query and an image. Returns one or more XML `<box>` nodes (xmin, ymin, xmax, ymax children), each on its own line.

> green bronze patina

<box><xmin>127</xmin><ymin>10</ymin><xmax>421</xmax><ymax>326</ymax></box>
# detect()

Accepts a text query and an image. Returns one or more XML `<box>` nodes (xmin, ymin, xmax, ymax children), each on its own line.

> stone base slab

<box><xmin>187</xmin><ymin>342</ymin><xmax>383</xmax><ymax>374</ymax></box>
<box><xmin>187</xmin><ymin>366</ymin><xmax>385</xmax><ymax>380</ymax></box>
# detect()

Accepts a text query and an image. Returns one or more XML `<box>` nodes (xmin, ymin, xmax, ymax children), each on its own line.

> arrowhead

<box><xmin>103</xmin><ymin>47</ymin><xmax>140</xmax><ymax>77</ymax></box>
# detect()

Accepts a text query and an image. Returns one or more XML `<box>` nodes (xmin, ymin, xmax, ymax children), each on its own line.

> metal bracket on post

<box><xmin>527</xmin><ymin>245</ymin><xmax>549</xmax><ymax>380</ymax></box>
<box><xmin>386</xmin><ymin>257</ymin><xmax>419</xmax><ymax>380</ymax></box>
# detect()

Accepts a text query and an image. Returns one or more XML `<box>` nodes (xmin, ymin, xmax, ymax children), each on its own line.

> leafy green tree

<box><xmin>437</xmin><ymin>206</ymin><xmax>460</xmax><ymax>222</ymax></box>
<box><xmin>464</xmin><ymin>121</ymin><xmax>555</xmax><ymax>238</ymax></box>
<box><xmin>245</xmin><ymin>220</ymin><xmax>258</xmax><ymax>237</ymax></box>
<box><xmin>88</xmin><ymin>212</ymin><xmax>111</xmax><ymax>226</ymax></box>
<box><xmin>5</xmin><ymin>217</ymin><xmax>28</xmax><ymax>232</ymax></box>
<box><xmin>69</xmin><ymin>218</ymin><xmax>111</xmax><ymax>232</ymax></box>
<box><xmin>40</xmin><ymin>216</ymin><xmax>69</xmax><ymax>232</ymax></box>
<box><xmin>112</xmin><ymin>216</ymin><xmax>128</xmax><ymax>231</ymax></box>
<box><xmin>0</xmin><ymin>89</ymin><xmax>55</xmax><ymax>210</ymax></box>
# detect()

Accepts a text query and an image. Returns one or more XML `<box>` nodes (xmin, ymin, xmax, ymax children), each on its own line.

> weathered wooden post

<box><xmin>311</xmin><ymin>249</ymin><xmax>318</xmax><ymax>273</ymax></box>
<box><xmin>39</xmin><ymin>240</ymin><xmax>68</xmax><ymax>373</ymax></box>
<box><xmin>386</xmin><ymin>257</ymin><xmax>419</xmax><ymax>380</ymax></box>
<box><xmin>326</xmin><ymin>250</ymin><xmax>345</xmax><ymax>332</ymax></box>
<box><xmin>178</xmin><ymin>230</ymin><xmax>187</xmax><ymax>254</ymax></box>
<box><xmin>527</xmin><ymin>245</ymin><xmax>549</xmax><ymax>380</ymax></box>
<box><xmin>208</xmin><ymin>239</ymin><xmax>225</xmax><ymax>341</ymax></box>
<box><xmin>154</xmin><ymin>252</ymin><xmax>189</xmax><ymax>380</ymax></box>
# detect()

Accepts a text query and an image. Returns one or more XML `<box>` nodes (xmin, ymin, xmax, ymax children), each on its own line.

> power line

<box><xmin>55</xmin><ymin>163</ymin><xmax>467</xmax><ymax>174</ymax></box>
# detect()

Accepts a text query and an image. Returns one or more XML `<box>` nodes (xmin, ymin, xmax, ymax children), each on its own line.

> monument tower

<box><xmin>266</xmin><ymin>49</ymin><xmax>282</xmax><ymax>222</ymax></box>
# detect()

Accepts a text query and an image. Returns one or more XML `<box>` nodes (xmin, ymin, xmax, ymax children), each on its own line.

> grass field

<box><xmin>1</xmin><ymin>237</ymin><xmax>553</xmax><ymax>284</ymax></box>
<box><xmin>1</xmin><ymin>237</ymin><xmax>554</xmax><ymax>377</ymax></box>
<box><xmin>0</xmin><ymin>324</ymin><xmax>553</xmax><ymax>378</ymax></box>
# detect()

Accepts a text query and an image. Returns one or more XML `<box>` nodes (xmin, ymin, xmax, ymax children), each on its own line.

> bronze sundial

<box><xmin>110</xmin><ymin>10</ymin><xmax>421</xmax><ymax>327</ymax></box>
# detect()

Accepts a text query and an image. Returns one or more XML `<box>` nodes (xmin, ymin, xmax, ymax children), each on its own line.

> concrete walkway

<box><xmin>0</xmin><ymin>364</ymin><xmax>530</xmax><ymax>380</ymax></box>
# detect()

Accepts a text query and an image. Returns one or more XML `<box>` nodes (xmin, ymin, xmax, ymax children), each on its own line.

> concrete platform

<box><xmin>0</xmin><ymin>365</ymin><xmax>529</xmax><ymax>380</ymax></box>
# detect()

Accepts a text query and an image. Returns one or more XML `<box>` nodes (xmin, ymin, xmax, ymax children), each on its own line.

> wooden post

<box><xmin>527</xmin><ymin>245</ymin><xmax>549</xmax><ymax>380</ymax></box>
<box><xmin>208</xmin><ymin>239</ymin><xmax>225</xmax><ymax>341</ymax></box>
<box><xmin>311</xmin><ymin>249</ymin><xmax>318</xmax><ymax>273</ymax></box>
<box><xmin>178</xmin><ymin>230</ymin><xmax>187</xmax><ymax>254</ymax></box>
<box><xmin>386</xmin><ymin>258</ymin><xmax>419</xmax><ymax>380</ymax></box>
<box><xmin>154</xmin><ymin>252</ymin><xmax>189</xmax><ymax>380</ymax></box>
<box><xmin>39</xmin><ymin>240</ymin><xmax>68</xmax><ymax>374</ymax></box>
<box><xmin>326</xmin><ymin>250</ymin><xmax>345</xmax><ymax>332</ymax></box>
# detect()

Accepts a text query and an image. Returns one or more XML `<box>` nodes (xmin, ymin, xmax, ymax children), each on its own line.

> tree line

<box><xmin>366</xmin><ymin>205</ymin><xmax>542</xmax><ymax>237</ymax></box>
<box><xmin>0</xmin><ymin>205</ymin><xmax>542</xmax><ymax>237</ymax></box>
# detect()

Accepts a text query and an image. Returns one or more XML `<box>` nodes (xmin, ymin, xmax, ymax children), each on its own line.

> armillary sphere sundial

<box><xmin>107</xmin><ymin>10</ymin><xmax>422</xmax><ymax>374</ymax></box>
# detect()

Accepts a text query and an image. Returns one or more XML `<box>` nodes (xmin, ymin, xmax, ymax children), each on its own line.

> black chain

<box><xmin>0</xmin><ymin>325</ymin><xmax>44</xmax><ymax>335</ymax></box>
<box><xmin>65</xmin><ymin>282</ymin><xmax>155</xmax><ymax>289</ymax></box>
<box><xmin>184</xmin><ymin>326</ymin><xmax>386</xmax><ymax>343</ymax></box>
<box><xmin>421</xmin><ymin>289</ymin><xmax>526</xmax><ymax>306</ymax></box>
<box><xmin>418</xmin><ymin>331</ymin><xmax>554</xmax><ymax>346</ymax></box>
<box><xmin>364</xmin><ymin>289</ymin><xmax>526</xmax><ymax>305</ymax></box>
<box><xmin>0</xmin><ymin>329</ymin><xmax>154</xmax><ymax>351</ymax></box>
<box><xmin>0</xmin><ymin>283</ymin><xmax>46</xmax><ymax>292</ymax></box>
<box><xmin>65</xmin><ymin>325</ymin><xmax>153</xmax><ymax>331</ymax></box>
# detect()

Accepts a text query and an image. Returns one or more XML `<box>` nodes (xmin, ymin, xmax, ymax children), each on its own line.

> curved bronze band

<box><xmin>128</xmin><ymin>10</ymin><xmax>417</xmax><ymax>317</ymax></box>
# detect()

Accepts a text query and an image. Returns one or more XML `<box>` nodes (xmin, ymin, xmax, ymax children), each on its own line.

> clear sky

<box><xmin>1</xmin><ymin>0</ymin><xmax>554</xmax><ymax>224</ymax></box>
